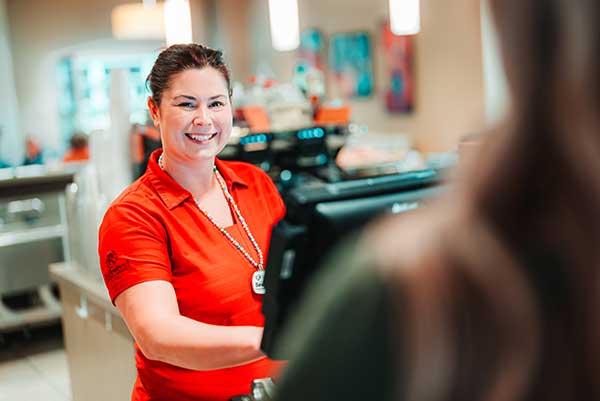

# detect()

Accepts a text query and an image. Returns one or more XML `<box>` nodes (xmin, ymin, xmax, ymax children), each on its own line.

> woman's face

<box><xmin>148</xmin><ymin>67</ymin><xmax>232</xmax><ymax>165</ymax></box>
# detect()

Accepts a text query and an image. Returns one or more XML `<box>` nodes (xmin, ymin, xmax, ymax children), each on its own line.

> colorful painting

<box><xmin>298</xmin><ymin>28</ymin><xmax>325</xmax><ymax>71</ymax></box>
<box><xmin>329</xmin><ymin>32</ymin><xmax>373</xmax><ymax>98</ymax></box>
<box><xmin>382</xmin><ymin>21</ymin><xmax>415</xmax><ymax>112</ymax></box>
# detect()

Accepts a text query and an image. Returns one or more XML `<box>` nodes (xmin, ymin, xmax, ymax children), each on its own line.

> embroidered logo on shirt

<box><xmin>105</xmin><ymin>250</ymin><xmax>130</xmax><ymax>281</ymax></box>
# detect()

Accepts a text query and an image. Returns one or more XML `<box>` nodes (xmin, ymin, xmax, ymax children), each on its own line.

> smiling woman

<box><xmin>97</xmin><ymin>44</ymin><xmax>287</xmax><ymax>401</ymax></box>
<box><xmin>147</xmin><ymin>67</ymin><xmax>233</xmax><ymax>192</ymax></box>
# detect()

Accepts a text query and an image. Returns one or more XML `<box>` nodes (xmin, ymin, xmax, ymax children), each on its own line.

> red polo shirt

<box><xmin>98</xmin><ymin>149</ymin><xmax>286</xmax><ymax>401</ymax></box>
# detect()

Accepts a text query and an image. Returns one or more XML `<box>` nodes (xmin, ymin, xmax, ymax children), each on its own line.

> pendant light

<box><xmin>111</xmin><ymin>2</ymin><xmax>165</xmax><ymax>40</ymax></box>
<box><xmin>389</xmin><ymin>0</ymin><xmax>421</xmax><ymax>35</ymax></box>
<box><xmin>164</xmin><ymin>0</ymin><xmax>193</xmax><ymax>45</ymax></box>
<box><xmin>268</xmin><ymin>0</ymin><xmax>300</xmax><ymax>51</ymax></box>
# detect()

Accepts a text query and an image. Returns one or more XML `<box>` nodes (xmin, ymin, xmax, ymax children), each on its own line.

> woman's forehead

<box><xmin>166</xmin><ymin>67</ymin><xmax>228</xmax><ymax>95</ymax></box>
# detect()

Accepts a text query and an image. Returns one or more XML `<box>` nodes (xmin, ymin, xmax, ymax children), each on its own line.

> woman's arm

<box><xmin>100</xmin><ymin>203</ymin><xmax>264</xmax><ymax>370</ymax></box>
<box><xmin>115</xmin><ymin>280</ymin><xmax>265</xmax><ymax>371</ymax></box>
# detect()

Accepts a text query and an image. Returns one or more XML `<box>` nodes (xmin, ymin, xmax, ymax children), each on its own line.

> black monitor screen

<box><xmin>261</xmin><ymin>169</ymin><xmax>445</xmax><ymax>358</ymax></box>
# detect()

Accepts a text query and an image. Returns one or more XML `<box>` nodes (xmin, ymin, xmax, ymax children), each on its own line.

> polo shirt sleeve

<box><xmin>98</xmin><ymin>202</ymin><xmax>172</xmax><ymax>304</ymax></box>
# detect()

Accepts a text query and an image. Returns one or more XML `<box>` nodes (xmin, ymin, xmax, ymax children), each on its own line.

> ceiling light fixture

<box><xmin>164</xmin><ymin>0</ymin><xmax>193</xmax><ymax>46</ymax></box>
<box><xmin>111</xmin><ymin>3</ymin><xmax>165</xmax><ymax>40</ymax></box>
<box><xmin>268</xmin><ymin>0</ymin><xmax>300</xmax><ymax>51</ymax></box>
<box><xmin>389</xmin><ymin>0</ymin><xmax>421</xmax><ymax>35</ymax></box>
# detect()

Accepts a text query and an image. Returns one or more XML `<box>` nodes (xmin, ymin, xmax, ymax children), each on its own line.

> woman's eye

<box><xmin>177</xmin><ymin>102</ymin><xmax>195</xmax><ymax>108</ymax></box>
<box><xmin>209</xmin><ymin>101</ymin><xmax>225</xmax><ymax>108</ymax></box>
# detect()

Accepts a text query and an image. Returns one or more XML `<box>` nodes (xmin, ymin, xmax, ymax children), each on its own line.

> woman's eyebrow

<box><xmin>172</xmin><ymin>95</ymin><xmax>196</xmax><ymax>101</ymax></box>
<box><xmin>172</xmin><ymin>94</ymin><xmax>227</xmax><ymax>101</ymax></box>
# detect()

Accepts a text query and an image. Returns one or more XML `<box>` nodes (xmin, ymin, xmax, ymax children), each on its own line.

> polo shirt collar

<box><xmin>215</xmin><ymin>157</ymin><xmax>249</xmax><ymax>190</ymax></box>
<box><xmin>147</xmin><ymin>149</ymin><xmax>249</xmax><ymax>210</ymax></box>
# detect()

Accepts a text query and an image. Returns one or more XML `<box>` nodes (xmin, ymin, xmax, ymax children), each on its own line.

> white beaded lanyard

<box><xmin>158</xmin><ymin>154</ymin><xmax>266</xmax><ymax>294</ymax></box>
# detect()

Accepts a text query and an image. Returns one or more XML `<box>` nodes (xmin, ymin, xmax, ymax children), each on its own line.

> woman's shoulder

<box><xmin>101</xmin><ymin>175</ymin><xmax>163</xmax><ymax>226</ymax></box>
<box><xmin>111</xmin><ymin>172</ymin><xmax>162</xmax><ymax>207</ymax></box>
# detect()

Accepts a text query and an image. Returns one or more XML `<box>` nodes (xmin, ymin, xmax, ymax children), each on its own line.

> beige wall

<box><xmin>414</xmin><ymin>0</ymin><xmax>486</xmax><ymax>150</ymax></box>
<box><xmin>246</xmin><ymin>0</ymin><xmax>486</xmax><ymax>152</ymax></box>
<box><xmin>6</xmin><ymin>0</ymin><xmax>486</xmax><ymax>156</ymax></box>
<box><xmin>213</xmin><ymin>0</ymin><xmax>253</xmax><ymax>82</ymax></box>
<box><xmin>0</xmin><ymin>0</ymin><xmax>21</xmax><ymax>164</ymax></box>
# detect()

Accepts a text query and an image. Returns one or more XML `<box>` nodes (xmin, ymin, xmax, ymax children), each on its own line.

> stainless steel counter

<box><xmin>0</xmin><ymin>169</ymin><xmax>74</xmax><ymax>331</ymax></box>
<box><xmin>50</xmin><ymin>262</ymin><xmax>136</xmax><ymax>401</ymax></box>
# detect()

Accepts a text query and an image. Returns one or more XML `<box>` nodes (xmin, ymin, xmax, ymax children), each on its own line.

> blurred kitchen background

<box><xmin>0</xmin><ymin>0</ymin><xmax>508</xmax><ymax>400</ymax></box>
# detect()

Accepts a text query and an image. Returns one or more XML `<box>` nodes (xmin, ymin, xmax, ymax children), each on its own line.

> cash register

<box><xmin>260</xmin><ymin>166</ymin><xmax>445</xmax><ymax>359</ymax></box>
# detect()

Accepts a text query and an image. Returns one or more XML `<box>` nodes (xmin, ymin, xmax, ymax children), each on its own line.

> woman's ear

<box><xmin>147</xmin><ymin>97</ymin><xmax>160</xmax><ymax>127</ymax></box>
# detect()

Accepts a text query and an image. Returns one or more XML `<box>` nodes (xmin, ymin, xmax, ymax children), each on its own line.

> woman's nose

<box><xmin>192</xmin><ymin>117</ymin><xmax>207</xmax><ymax>126</ymax></box>
<box><xmin>193</xmin><ymin>107</ymin><xmax>210</xmax><ymax>126</ymax></box>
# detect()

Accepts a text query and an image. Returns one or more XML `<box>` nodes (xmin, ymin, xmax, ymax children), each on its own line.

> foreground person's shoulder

<box><xmin>364</xmin><ymin>198</ymin><xmax>466</xmax><ymax>275</ymax></box>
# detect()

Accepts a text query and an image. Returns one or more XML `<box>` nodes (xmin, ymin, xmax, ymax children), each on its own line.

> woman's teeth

<box><xmin>186</xmin><ymin>133</ymin><xmax>216</xmax><ymax>142</ymax></box>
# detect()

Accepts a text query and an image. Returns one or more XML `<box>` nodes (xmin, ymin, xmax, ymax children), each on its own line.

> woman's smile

<box><xmin>185</xmin><ymin>132</ymin><xmax>218</xmax><ymax>144</ymax></box>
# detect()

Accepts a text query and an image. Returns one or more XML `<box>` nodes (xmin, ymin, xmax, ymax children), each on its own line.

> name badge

<box><xmin>252</xmin><ymin>270</ymin><xmax>265</xmax><ymax>295</ymax></box>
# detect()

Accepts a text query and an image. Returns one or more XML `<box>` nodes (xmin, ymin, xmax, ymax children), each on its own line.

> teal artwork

<box><xmin>329</xmin><ymin>32</ymin><xmax>373</xmax><ymax>97</ymax></box>
<box><xmin>299</xmin><ymin>28</ymin><xmax>325</xmax><ymax>71</ymax></box>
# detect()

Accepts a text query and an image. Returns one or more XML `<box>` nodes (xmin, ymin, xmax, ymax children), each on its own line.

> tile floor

<box><xmin>0</xmin><ymin>324</ymin><xmax>71</xmax><ymax>401</ymax></box>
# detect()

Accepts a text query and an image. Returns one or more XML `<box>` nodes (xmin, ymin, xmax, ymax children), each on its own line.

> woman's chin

<box><xmin>185</xmin><ymin>145</ymin><xmax>226</xmax><ymax>161</ymax></box>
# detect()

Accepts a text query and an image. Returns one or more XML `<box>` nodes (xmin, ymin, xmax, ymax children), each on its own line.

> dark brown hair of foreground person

<box><xmin>369</xmin><ymin>1</ymin><xmax>600</xmax><ymax>401</ymax></box>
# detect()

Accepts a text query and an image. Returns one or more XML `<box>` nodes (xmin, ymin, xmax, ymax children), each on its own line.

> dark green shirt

<box><xmin>274</xmin><ymin>241</ymin><xmax>398</xmax><ymax>401</ymax></box>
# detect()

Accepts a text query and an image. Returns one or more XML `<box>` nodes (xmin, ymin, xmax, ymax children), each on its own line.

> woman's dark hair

<box><xmin>146</xmin><ymin>43</ymin><xmax>232</xmax><ymax>106</ymax></box>
<box><xmin>469</xmin><ymin>2</ymin><xmax>600</xmax><ymax>398</ymax></box>
<box><xmin>381</xmin><ymin>1</ymin><xmax>600</xmax><ymax>401</ymax></box>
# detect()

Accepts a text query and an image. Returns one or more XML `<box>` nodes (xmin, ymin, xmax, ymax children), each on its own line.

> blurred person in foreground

<box><xmin>98</xmin><ymin>44</ymin><xmax>285</xmax><ymax>401</ymax></box>
<box><xmin>275</xmin><ymin>1</ymin><xmax>600</xmax><ymax>400</ymax></box>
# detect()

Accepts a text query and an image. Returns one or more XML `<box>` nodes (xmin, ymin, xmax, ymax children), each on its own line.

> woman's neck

<box><xmin>161</xmin><ymin>153</ymin><xmax>216</xmax><ymax>198</ymax></box>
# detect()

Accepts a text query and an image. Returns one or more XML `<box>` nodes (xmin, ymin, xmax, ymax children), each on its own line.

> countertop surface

<box><xmin>49</xmin><ymin>262</ymin><xmax>114</xmax><ymax>311</ymax></box>
<box><xmin>0</xmin><ymin>170</ymin><xmax>75</xmax><ymax>198</ymax></box>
